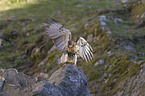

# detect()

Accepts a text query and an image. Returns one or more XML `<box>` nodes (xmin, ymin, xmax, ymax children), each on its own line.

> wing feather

<box><xmin>43</xmin><ymin>19</ymin><xmax>71</xmax><ymax>52</ymax></box>
<box><xmin>77</xmin><ymin>37</ymin><xmax>93</xmax><ymax>62</ymax></box>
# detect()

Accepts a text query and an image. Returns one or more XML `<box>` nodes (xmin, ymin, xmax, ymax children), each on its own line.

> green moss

<box><xmin>0</xmin><ymin>0</ymin><xmax>123</xmax><ymax>68</ymax></box>
<box><xmin>101</xmin><ymin>55</ymin><xmax>142</xmax><ymax>96</ymax></box>
<box><xmin>106</xmin><ymin>17</ymin><xmax>145</xmax><ymax>61</ymax></box>
<box><xmin>0</xmin><ymin>1</ymin><xmax>144</xmax><ymax>95</ymax></box>
<box><xmin>46</xmin><ymin>50</ymin><xmax>59</xmax><ymax>72</ymax></box>
<box><xmin>90</xmin><ymin>90</ymin><xmax>98</xmax><ymax>94</ymax></box>
<box><xmin>131</xmin><ymin>3</ymin><xmax>145</xmax><ymax>22</ymax></box>
<box><xmin>53</xmin><ymin>63</ymin><xmax>64</xmax><ymax>72</ymax></box>
<box><xmin>32</xmin><ymin>52</ymin><xmax>42</xmax><ymax>64</ymax></box>
<box><xmin>78</xmin><ymin>21</ymin><xmax>143</xmax><ymax>95</ymax></box>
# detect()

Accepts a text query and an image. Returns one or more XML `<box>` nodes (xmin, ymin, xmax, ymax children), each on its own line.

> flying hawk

<box><xmin>43</xmin><ymin>19</ymin><xmax>93</xmax><ymax>65</ymax></box>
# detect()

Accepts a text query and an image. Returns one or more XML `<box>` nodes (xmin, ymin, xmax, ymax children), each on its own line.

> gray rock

<box><xmin>34</xmin><ymin>73</ymin><xmax>49</xmax><ymax>80</ymax></box>
<box><xmin>94</xmin><ymin>60</ymin><xmax>104</xmax><ymax>66</ymax></box>
<box><xmin>117</xmin><ymin>19</ymin><xmax>124</xmax><ymax>22</ymax></box>
<box><xmin>99</xmin><ymin>15</ymin><xmax>107</xmax><ymax>21</ymax></box>
<box><xmin>94</xmin><ymin>62</ymin><xmax>99</xmax><ymax>66</ymax></box>
<box><xmin>0</xmin><ymin>64</ymin><xmax>90</xmax><ymax>96</ymax></box>
<box><xmin>32</xmin><ymin>81</ymin><xmax>64</xmax><ymax>96</ymax></box>
<box><xmin>106</xmin><ymin>31</ymin><xmax>112</xmax><ymax>34</ymax></box>
<box><xmin>32</xmin><ymin>64</ymin><xmax>90</xmax><ymax>96</ymax></box>
<box><xmin>100</xmin><ymin>22</ymin><xmax>106</xmax><ymax>26</ymax></box>
<box><xmin>0</xmin><ymin>92</ymin><xmax>7</xmax><ymax>96</ymax></box>
<box><xmin>141</xmin><ymin>12</ymin><xmax>145</xmax><ymax>18</ymax></box>
<box><xmin>87</xmin><ymin>34</ymin><xmax>93</xmax><ymax>42</ymax></box>
<box><xmin>0</xmin><ymin>76</ymin><xmax>5</xmax><ymax>92</ymax></box>
<box><xmin>0</xmin><ymin>68</ymin><xmax>38</xmax><ymax>95</ymax></box>
<box><xmin>114</xmin><ymin>18</ymin><xmax>124</xmax><ymax>24</ymax></box>
<box><xmin>47</xmin><ymin>64</ymin><xmax>91</xmax><ymax>96</ymax></box>
<box><xmin>98</xmin><ymin>60</ymin><xmax>104</xmax><ymax>64</ymax></box>
<box><xmin>121</xmin><ymin>0</ymin><xmax>129</xmax><ymax>3</ymax></box>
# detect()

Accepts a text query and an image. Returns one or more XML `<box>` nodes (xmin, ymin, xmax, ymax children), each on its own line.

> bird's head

<box><xmin>68</xmin><ymin>40</ymin><xmax>74</xmax><ymax>48</ymax></box>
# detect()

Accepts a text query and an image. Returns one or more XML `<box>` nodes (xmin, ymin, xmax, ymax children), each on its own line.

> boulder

<box><xmin>99</xmin><ymin>15</ymin><xmax>107</xmax><ymax>21</ymax></box>
<box><xmin>0</xmin><ymin>64</ymin><xmax>90</xmax><ymax>96</ymax></box>
<box><xmin>32</xmin><ymin>64</ymin><xmax>90</xmax><ymax>96</ymax></box>
<box><xmin>0</xmin><ymin>68</ymin><xmax>38</xmax><ymax>95</ymax></box>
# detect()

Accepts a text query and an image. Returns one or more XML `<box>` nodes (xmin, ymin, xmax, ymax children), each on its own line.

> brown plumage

<box><xmin>43</xmin><ymin>19</ymin><xmax>93</xmax><ymax>65</ymax></box>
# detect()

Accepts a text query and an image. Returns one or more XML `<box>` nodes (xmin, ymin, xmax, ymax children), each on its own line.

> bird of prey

<box><xmin>43</xmin><ymin>19</ymin><xmax>93</xmax><ymax>65</ymax></box>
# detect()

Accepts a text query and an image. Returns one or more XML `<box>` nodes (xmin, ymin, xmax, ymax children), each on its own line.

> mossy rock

<box><xmin>130</xmin><ymin>3</ymin><xmax>145</xmax><ymax>24</ymax></box>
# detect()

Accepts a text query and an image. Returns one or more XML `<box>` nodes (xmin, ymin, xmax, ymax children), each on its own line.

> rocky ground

<box><xmin>0</xmin><ymin>0</ymin><xmax>145</xmax><ymax>95</ymax></box>
<box><xmin>0</xmin><ymin>64</ymin><xmax>90</xmax><ymax>96</ymax></box>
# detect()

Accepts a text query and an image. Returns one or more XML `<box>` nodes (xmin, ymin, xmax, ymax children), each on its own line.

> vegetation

<box><xmin>0</xmin><ymin>0</ymin><xmax>145</xmax><ymax>95</ymax></box>
<box><xmin>0</xmin><ymin>0</ymin><xmax>121</xmax><ymax>68</ymax></box>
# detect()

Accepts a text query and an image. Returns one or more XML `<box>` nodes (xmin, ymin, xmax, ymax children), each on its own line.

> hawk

<box><xmin>43</xmin><ymin>19</ymin><xmax>93</xmax><ymax>65</ymax></box>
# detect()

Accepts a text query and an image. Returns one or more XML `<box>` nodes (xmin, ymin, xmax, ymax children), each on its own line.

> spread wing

<box><xmin>43</xmin><ymin>19</ymin><xmax>71</xmax><ymax>52</ymax></box>
<box><xmin>76</xmin><ymin>37</ymin><xmax>93</xmax><ymax>62</ymax></box>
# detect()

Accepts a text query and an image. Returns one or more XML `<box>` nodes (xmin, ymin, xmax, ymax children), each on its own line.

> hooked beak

<box><xmin>69</xmin><ymin>45</ymin><xmax>73</xmax><ymax>48</ymax></box>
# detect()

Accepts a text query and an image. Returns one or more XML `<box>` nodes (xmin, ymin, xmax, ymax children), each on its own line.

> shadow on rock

<box><xmin>0</xmin><ymin>64</ymin><xmax>90</xmax><ymax>96</ymax></box>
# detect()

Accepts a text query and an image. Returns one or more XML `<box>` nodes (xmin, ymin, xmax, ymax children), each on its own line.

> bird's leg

<box><xmin>64</xmin><ymin>53</ymin><xmax>68</xmax><ymax>63</ymax></box>
<box><xmin>73</xmin><ymin>54</ymin><xmax>77</xmax><ymax>66</ymax></box>
<box><xmin>60</xmin><ymin>53</ymin><xmax>64</xmax><ymax>64</ymax></box>
<box><xmin>61</xmin><ymin>53</ymin><xmax>68</xmax><ymax>63</ymax></box>
<box><xmin>63</xmin><ymin>53</ymin><xmax>68</xmax><ymax>66</ymax></box>
<box><xmin>61</xmin><ymin>53</ymin><xmax>68</xmax><ymax>66</ymax></box>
